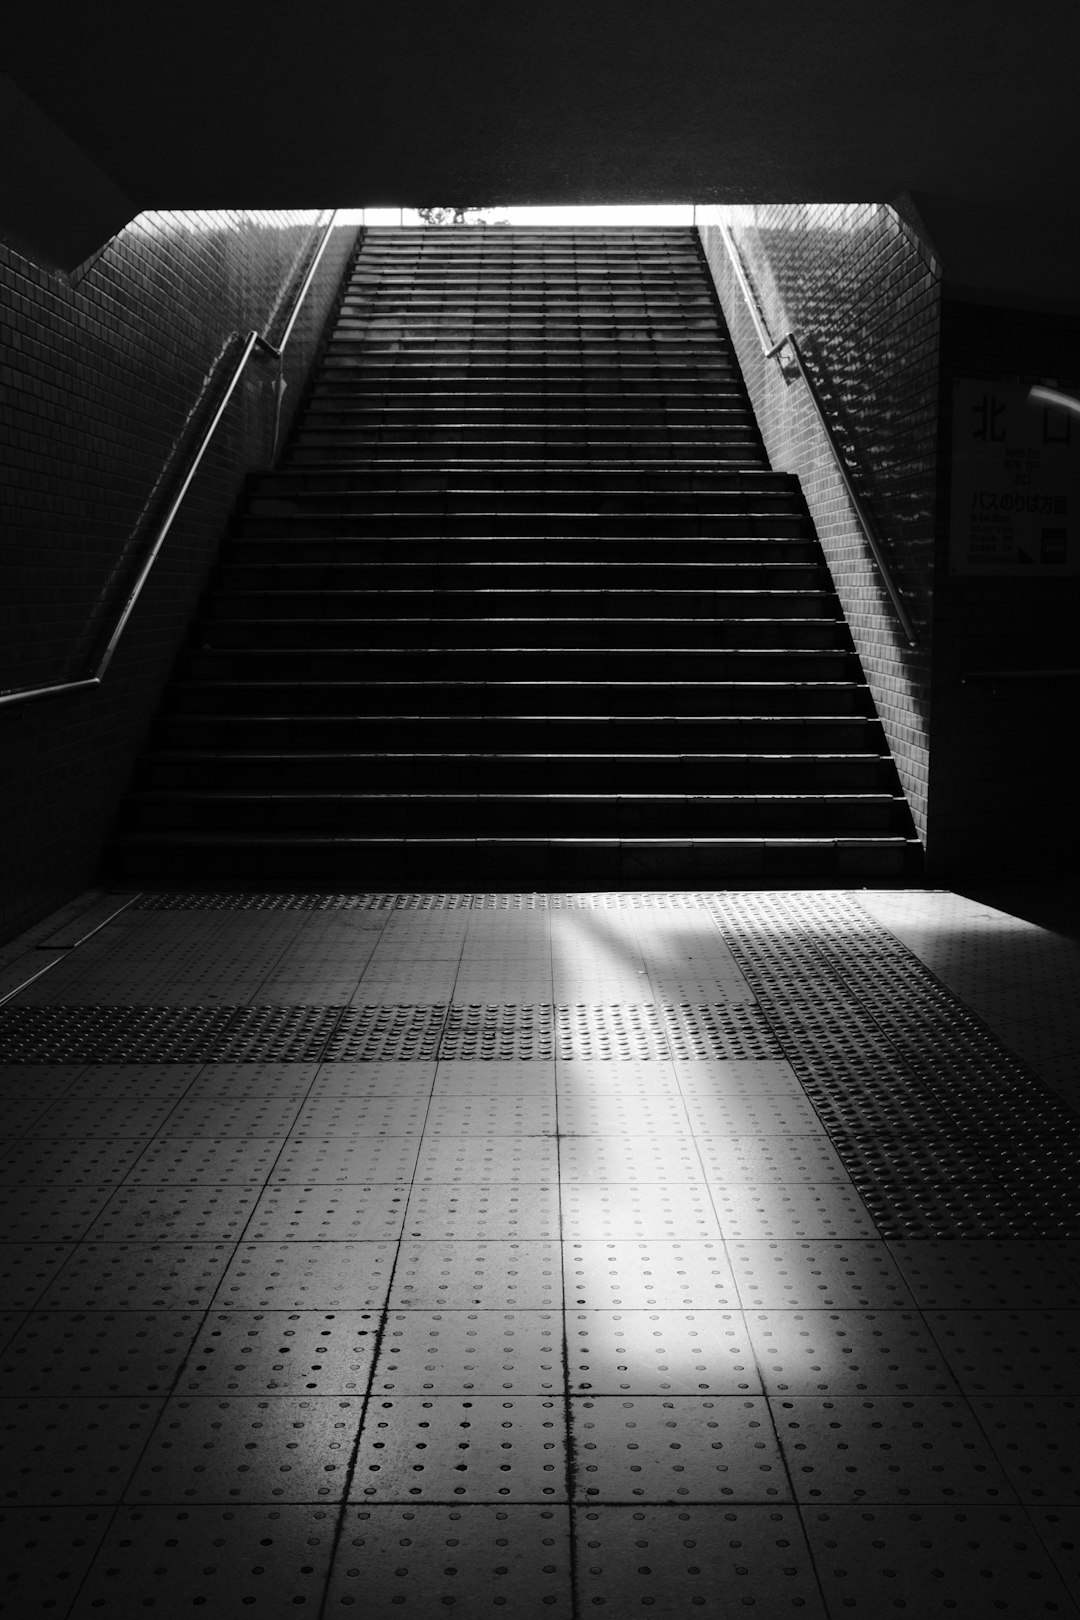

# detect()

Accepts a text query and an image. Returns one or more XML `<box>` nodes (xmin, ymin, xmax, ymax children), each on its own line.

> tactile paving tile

<box><xmin>245</xmin><ymin>1185</ymin><xmax>409</xmax><ymax>1242</ymax></box>
<box><xmin>125</xmin><ymin>1395</ymin><xmax>362</xmax><ymax>1502</ymax></box>
<box><xmin>886</xmin><ymin>1241</ymin><xmax>1080</xmax><ymax>1308</ymax></box>
<box><xmin>212</xmin><ymin>1241</ymin><xmax>397</xmax><ymax>1311</ymax></box>
<box><xmin>557</xmin><ymin>1135</ymin><xmax>704</xmax><ymax>1185</ymax></box>
<box><xmin>439</xmin><ymin>1004</ymin><xmax>556</xmax><ymax>1060</ymax></box>
<box><xmin>71</xmin><ymin>1503</ymin><xmax>338</xmax><ymax>1617</ymax></box>
<box><xmin>372</xmin><ymin>1312</ymin><xmax>563</xmax><ymax>1395</ymax></box>
<box><xmin>729</xmin><ymin>1241</ymin><xmax>917</xmax><ymax>1310</ymax></box>
<box><xmin>402</xmin><ymin>1184</ymin><xmax>561</xmax><ymax>1240</ymax></box>
<box><xmin>0</xmin><ymin>1183</ymin><xmax>115</xmax><ymax>1242</ymax></box>
<box><xmin>695</xmin><ymin>1135</ymin><xmax>850</xmax><ymax>1184</ymax></box>
<box><xmin>131</xmin><ymin>892</ymin><xmax>396</xmax><ymax>910</ymax></box>
<box><xmin>390</xmin><ymin>1241</ymin><xmax>563</xmax><ymax>1310</ymax></box>
<box><xmin>746</xmin><ymin>1310</ymin><xmax>959</xmax><ymax>1396</ymax></box>
<box><xmin>571</xmin><ymin>1395</ymin><xmax>788</xmax><ymax>1502</ymax></box>
<box><xmin>972</xmin><ymin>1398</ymin><xmax>1080</xmax><ymax>1502</ymax></box>
<box><xmin>0</xmin><ymin>1005</ymin><xmax>349</xmax><ymax>1063</ymax></box>
<box><xmin>0</xmin><ymin>1137</ymin><xmax>147</xmax><ymax>1185</ymax></box>
<box><xmin>567</xmin><ymin>1310</ymin><xmax>759</xmax><ymax>1395</ymax></box>
<box><xmin>0</xmin><ymin>1311</ymin><xmax>203</xmax><ymax>1395</ymax></box>
<box><xmin>573</xmin><ymin>1504</ymin><xmax>826</xmax><ymax>1615</ymax></box>
<box><xmin>772</xmin><ymin>1395</ymin><xmax>1016</xmax><ymax>1503</ymax></box>
<box><xmin>36</xmin><ymin>1242</ymin><xmax>235</xmax><ymax>1311</ymax></box>
<box><xmin>124</xmin><ymin>1137</ymin><xmax>287</xmax><ymax>1185</ymax></box>
<box><xmin>412</xmin><ymin>1135</ymin><xmax>560</xmax><ymax>1184</ymax></box>
<box><xmin>351</xmin><ymin>1396</ymin><xmax>566</xmax><ymax>1503</ymax></box>
<box><xmin>326</xmin><ymin>1503</ymin><xmax>572</xmax><ymax>1614</ymax></box>
<box><xmin>924</xmin><ymin>1311</ymin><xmax>1080</xmax><ymax>1394</ymax></box>
<box><xmin>269</xmin><ymin>1136</ymin><xmax>421</xmax><ymax>1184</ymax></box>
<box><xmin>713</xmin><ymin>1185</ymin><xmax>877</xmax><ymax>1241</ymax></box>
<box><xmin>0</xmin><ymin>1397</ymin><xmax>163</xmax><ymax>1503</ymax></box>
<box><xmin>323</xmin><ymin>1005</ymin><xmax>449</xmax><ymax>1061</ymax></box>
<box><xmin>803</xmin><ymin>1505</ymin><xmax>1077</xmax><ymax>1617</ymax></box>
<box><xmin>561</xmin><ymin>1184</ymin><xmax>721</xmax><ymax>1241</ymax></box>
<box><xmin>86</xmin><ymin>1187</ymin><xmax>261</xmax><ymax>1241</ymax></box>
<box><xmin>0</xmin><ymin>1505</ymin><xmax>113</xmax><ymax>1615</ymax></box>
<box><xmin>563</xmin><ymin>1242</ymin><xmax>737</xmax><ymax>1310</ymax></box>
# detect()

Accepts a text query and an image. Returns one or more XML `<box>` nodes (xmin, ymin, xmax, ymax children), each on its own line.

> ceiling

<box><xmin>5</xmin><ymin>0</ymin><xmax>1079</xmax><ymax>303</ymax></box>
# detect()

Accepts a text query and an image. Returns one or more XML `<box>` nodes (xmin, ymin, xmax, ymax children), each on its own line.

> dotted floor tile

<box><xmin>126</xmin><ymin>1395</ymin><xmax>361</xmax><ymax>1502</ymax></box>
<box><xmin>70</xmin><ymin>1503</ymin><xmax>338</xmax><ymax>1617</ymax></box>
<box><xmin>311</xmin><ymin>1061</ymin><xmax>437</xmax><ymax>1097</ymax></box>
<box><xmin>926</xmin><ymin>1310</ymin><xmax>1080</xmax><ymax>1395</ymax></box>
<box><xmin>433</xmin><ymin>1059</ymin><xmax>556</xmax><ymax>1094</ymax></box>
<box><xmin>0</xmin><ymin>1310</ymin><xmax>202</xmax><ymax>1395</ymax></box>
<box><xmin>123</xmin><ymin>1138</ymin><xmax>287</xmax><ymax>1185</ymax></box>
<box><xmin>804</xmin><ymin>1505</ymin><xmax>1077</xmax><ymax>1617</ymax></box>
<box><xmin>696</xmin><ymin>1135</ymin><xmax>850</xmax><ymax>1184</ymax></box>
<box><xmin>178</xmin><ymin>1310</ymin><xmax>378</xmax><ymax>1397</ymax></box>
<box><xmin>288</xmin><ymin>1096</ymin><xmax>428</xmax><ymax>1136</ymax></box>
<box><xmin>181</xmin><ymin>1063</ymin><xmax>318</xmax><ymax>1098</ymax></box>
<box><xmin>0</xmin><ymin>1504</ymin><xmax>113</xmax><ymax>1616</ymax></box>
<box><xmin>773</xmin><ymin>1395</ymin><xmax>1016</xmax><ymax>1503</ymax></box>
<box><xmin>0</xmin><ymin>1137</ymin><xmax>147</xmax><ymax>1186</ymax></box>
<box><xmin>52</xmin><ymin>1064</ymin><xmax>200</xmax><ymax>1099</ymax></box>
<box><xmin>402</xmin><ymin>1184</ymin><xmax>561</xmax><ymax>1240</ymax></box>
<box><xmin>555</xmin><ymin>1058</ymin><xmax>680</xmax><ymax>1094</ymax></box>
<box><xmin>424</xmin><ymin>1096</ymin><xmax>558</xmax><ymax>1135</ymax></box>
<box><xmin>567</xmin><ymin>1310</ymin><xmax>759</xmax><ymax>1396</ymax></box>
<box><xmin>561</xmin><ymin>1184</ymin><xmax>721</xmax><ymax>1241</ymax></box>
<box><xmin>1029</xmin><ymin>1506</ymin><xmax>1080</xmax><ymax>1594</ymax></box>
<box><xmin>326</xmin><ymin>1503</ymin><xmax>572</xmax><ymax>1615</ymax></box>
<box><xmin>730</xmin><ymin>1241</ymin><xmax>917</xmax><ymax>1310</ymax></box>
<box><xmin>572</xmin><ymin>1395</ymin><xmax>788</xmax><ymax>1503</ymax></box>
<box><xmin>0</xmin><ymin>1244</ymin><xmax>79</xmax><ymax>1309</ymax></box>
<box><xmin>573</xmin><ymin>1504</ymin><xmax>826</xmax><ymax>1615</ymax></box>
<box><xmin>674</xmin><ymin>1058</ymin><xmax>802</xmax><ymax>1094</ymax></box>
<box><xmin>30</xmin><ymin>1094</ymin><xmax>184</xmax><ymax>1138</ymax></box>
<box><xmin>351</xmin><ymin>1396</ymin><xmax>566</xmax><ymax>1503</ymax></box>
<box><xmin>270</xmin><ymin>1137</ymin><xmax>421</xmax><ymax>1184</ymax></box>
<box><xmin>37</xmin><ymin>1242</ymin><xmax>235</xmax><ymax>1311</ymax></box>
<box><xmin>563</xmin><ymin>1242</ymin><xmax>737</xmax><ymax>1310</ymax></box>
<box><xmin>713</xmin><ymin>1185</ymin><xmax>878</xmax><ymax>1241</ymax></box>
<box><xmin>747</xmin><ymin>1310</ymin><xmax>959</xmax><ymax>1396</ymax></box>
<box><xmin>0</xmin><ymin>1397</ymin><xmax>163</xmax><ymax>1503</ymax></box>
<box><xmin>390</xmin><ymin>1241</ymin><xmax>563</xmax><ymax>1310</ymax></box>
<box><xmin>557</xmin><ymin>1136</ymin><xmax>704</xmax><ymax>1185</ymax></box>
<box><xmin>887</xmin><ymin>1241</ymin><xmax>1080</xmax><ymax>1308</ymax></box>
<box><xmin>246</xmin><ymin>1185</ymin><xmax>409</xmax><ymax>1241</ymax></box>
<box><xmin>683</xmin><ymin>1093</ymin><xmax>827</xmax><ymax>1136</ymax></box>
<box><xmin>412</xmin><ymin>1136</ymin><xmax>560</xmax><ymax>1184</ymax></box>
<box><xmin>86</xmin><ymin>1187</ymin><xmax>260</xmax><ymax>1242</ymax></box>
<box><xmin>973</xmin><ymin>1398</ymin><xmax>1080</xmax><ymax>1503</ymax></box>
<box><xmin>159</xmin><ymin>1097</ymin><xmax>305</xmax><ymax>1138</ymax></box>
<box><xmin>557</xmin><ymin>1094</ymin><xmax>692</xmax><ymax>1136</ymax></box>
<box><xmin>0</xmin><ymin>1064</ymin><xmax>86</xmax><ymax>1099</ymax></box>
<box><xmin>212</xmin><ymin>1242</ymin><xmax>397</xmax><ymax>1311</ymax></box>
<box><xmin>372</xmin><ymin>1311</ymin><xmax>563</xmax><ymax>1395</ymax></box>
<box><xmin>0</xmin><ymin>1184</ymin><xmax>115</xmax><ymax>1242</ymax></box>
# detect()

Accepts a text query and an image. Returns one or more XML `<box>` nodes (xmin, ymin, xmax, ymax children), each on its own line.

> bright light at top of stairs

<box><xmin>338</xmin><ymin>205</ymin><xmax>697</xmax><ymax>226</ymax></box>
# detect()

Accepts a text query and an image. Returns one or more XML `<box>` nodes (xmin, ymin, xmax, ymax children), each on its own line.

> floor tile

<box><xmin>0</xmin><ymin>1184</ymin><xmax>115</xmax><ymax>1242</ymax></box>
<box><xmin>773</xmin><ymin>1395</ymin><xmax>1017</xmax><ymax>1503</ymax></box>
<box><xmin>246</xmin><ymin>1184</ymin><xmax>409</xmax><ymax>1241</ymax></box>
<box><xmin>326</xmin><ymin>1504</ymin><xmax>573</xmax><ymax>1615</ymax></box>
<box><xmin>309</xmin><ymin>1060</ymin><xmax>437</xmax><ymax>1097</ymax></box>
<box><xmin>888</xmin><ymin>1241</ymin><xmax>1080</xmax><ymax>1307</ymax></box>
<box><xmin>270</xmin><ymin>1137</ymin><xmax>421</xmax><ymax>1183</ymax></box>
<box><xmin>746</xmin><ymin>1309</ymin><xmax>959</xmax><ymax>1395</ymax></box>
<box><xmin>350</xmin><ymin>1396</ymin><xmax>567</xmax><ymax>1503</ymax></box>
<box><xmin>37</xmin><ymin>1242</ymin><xmax>235</xmax><ymax>1311</ymax></box>
<box><xmin>555</xmin><ymin>1058</ymin><xmax>680</xmax><ymax>1094</ymax></box>
<box><xmin>0</xmin><ymin>1138</ymin><xmax>147</xmax><ymax>1185</ymax></box>
<box><xmin>696</xmin><ymin>1134</ymin><xmax>849</xmax><ymax>1183</ymax></box>
<box><xmin>412</xmin><ymin>1136</ymin><xmax>559</xmax><ymax>1183</ymax></box>
<box><xmin>69</xmin><ymin>1504</ymin><xmax>339</xmax><ymax>1617</ymax></box>
<box><xmin>714</xmin><ymin>1184</ymin><xmax>878</xmax><ymax>1241</ymax></box>
<box><xmin>211</xmin><ymin>1241</ymin><xmax>397</xmax><ymax>1310</ymax></box>
<box><xmin>561</xmin><ymin>1182</ymin><xmax>721</xmax><ymax>1240</ymax></box>
<box><xmin>86</xmin><ymin>1186</ymin><xmax>260</xmax><ymax>1241</ymax></box>
<box><xmin>571</xmin><ymin>1395</ymin><xmax>789</xmax><ymax>1502</ymax></box>
<box><xmin>0</xmin><ymin>1310</ymin><xmax>203</xmax><ymax>1395</ymax></box>
<box><xmin>372</xmin><ymin>1311</ymin><xmax>563</xmax><ymax>1394</ymax></box>
<box><xmin>683</xmin><ymin>1094</ymin><xmax>828</xmax><ymax>1135</ymax></box>
<box><xmin>730</xmin><ymin>1240</ymin><xmax>917</xmax><ymax>1309</ymax></box>
<box><xmin>160</xmin><ymin>1097</ymin><xmax>305</xmax><ymax>1137</ymax></box>
<box><xmin>390</xmin><ymin>1241</ymin><xmax>563</xmax><ymax>1309</ymax></box>
<box><xmin>124</xmin><ymin>1138</ymin><xmax>286</xmax><ymax>1185</ymax></box>
<box><xmin>125</xmin><ymin>1395</ymin><xmax>362</xmax><ymax>1502</ymax></box>
<box><xmin>973</xmin><ymin>1398</ymin><xmax>1080</xmax><ymax>1503</ymax></box>
<box><xmin>574</xmin><ymin>1504</ymin><xmax>827</xmax><ymax>1615</ymax></box>
<box><xmin>925</xmin><ymin>1310</ymin><xmax>1080</xmax><ymax>1394</ymax></box>
<box><xmin>566</xmin><ymin>1309</ymin><xmax>760</xmax><ymax>1395</ymax></box>
<box><xmin>402</xmin><ymin>1183</ymin><xmax>560</xmax><ymax>1239</ymax></box>
<box><xmin>563</xmin><ymin>1241</ymin><xmax>737</xmax><ymax>1309</ymax></box>
<box><xmin>0</xmin><ymin>1504</ymin><xmax>114</xmax><ymax>1613</ymax></box>
<box><xmin>176</xmin><ymin>1309</ymin><xmax>379</xmax><ymax>1396</ymax></box>
<box><xmin>0</xmin><ymin>1397</ymin><xmax>164</xmax><ymax>1503</ymax></box>
<box><xmin>675</xmin><ymin>1058</ymin><xmax>803</xmax><ymax>1093</ymax></box>
<box><xmin>557</xmin><ymin>1135</ymin><xmax>704</xmax><ymax>1184</ymax></box>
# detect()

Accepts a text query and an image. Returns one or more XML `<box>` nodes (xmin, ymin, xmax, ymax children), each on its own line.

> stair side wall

<box><xmin>698</xmin><ymin>202</ymin><xmax>938</xmax><ymax>844</ymax></box>
<box><xmin>0</xmin><ymin>211</ymin><xmax>359</xmax><ymax>946</ymax></box>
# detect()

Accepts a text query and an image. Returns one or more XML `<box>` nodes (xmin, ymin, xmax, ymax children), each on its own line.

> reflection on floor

<box><xmin>0</xmin><ymin>887</ymin><xmax>1078</xmax><ymax>1617</ymax></box>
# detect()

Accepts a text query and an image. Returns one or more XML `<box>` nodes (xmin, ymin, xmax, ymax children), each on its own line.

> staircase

<box><xmin>111</xmin><ymin>225</ymin><xmax>921</xmax><ymax>885</ymax></box>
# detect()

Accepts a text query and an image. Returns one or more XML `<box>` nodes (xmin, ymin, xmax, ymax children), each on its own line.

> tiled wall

<box><xmin>698</xmin><ymin>204</ymin><xmax>940</xmax><ymax>844</ymax></box>
<box><xmin>931</xmin><ymin>299</ymin><xmax>1080</xmax><ymax>876</ymax></box>
<box><xmin>0</xmin><ymin>210</ymin><xmax>359</xmax><ymax>944</ymax></box>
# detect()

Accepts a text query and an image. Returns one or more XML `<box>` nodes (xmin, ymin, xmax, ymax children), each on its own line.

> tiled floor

<box><xmin>1</xmin><ymin>887</ymin><xmax>1079</xmax><ymax>1616</ymax></box>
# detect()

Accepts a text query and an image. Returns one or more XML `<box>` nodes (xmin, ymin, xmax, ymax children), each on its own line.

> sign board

<box><xmin>949</xmin><ymin>379</ymin><xmax>1079</xmax><ymax>574</ymax></box>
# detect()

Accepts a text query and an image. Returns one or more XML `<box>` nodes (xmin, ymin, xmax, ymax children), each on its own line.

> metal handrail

<box><xmin>0</xmin><ymin>209</ymin><xmax>343</xmax><ymax>711</ymax></box>
<box><xmin>709</xmin><ymin>215</ymin><xmax>920</xmax><ymax>648</ymax></box>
